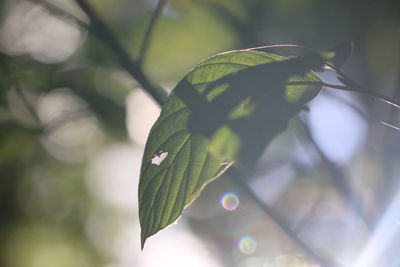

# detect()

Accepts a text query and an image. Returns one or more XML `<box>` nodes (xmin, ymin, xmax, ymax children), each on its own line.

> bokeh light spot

<box><xmin>238</xmin><ymin>235</ymin><xmax>258</xmax><ymax>255</ymax></box>
<box><xmin>220</xmin><ymin>192</ymin><xmax>240</xmax><ymax>211</ymax></box>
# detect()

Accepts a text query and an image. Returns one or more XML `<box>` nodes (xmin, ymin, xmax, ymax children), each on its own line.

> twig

<box><xmin>137</xmin><ymin>0</ymin><xmax>168</xmax><ymax>65</ymax></box>
<box><xmin>28</xmin><ymin>0</ymin><xmax>89</xmax><ymax>30</ymax></box>
<box><xmin>44</xmin><ymin>108</ymin><xmax>90</xmax><ymax>133</ymax></box>
<box><xmin>74</xmin><ymin>0</ymin><xmax>167</xmax><ymax>106</ymax></box>
<box><xmin>286</xmin><ymin>81</ymin><xmax>400</xmax><ymax>108</ymax></box>
<box><xmin>293</xmin><ymin>185</ymin><xmax>327</xmax><ymax>234</ymax></box>
<box><xmin>31</xmin><ymin>0</ymin><xmax>168</xmax><ymax>106</ymax></box>
<box><xmin>298</xmin><ymin>118</ymin><xmax>373</xmax><ymax>230</ymax></box>
<box><xmin>227</xmin><ymin>167</ymin><xmax>341</xmax><ymax>267</ymax></box>
<box><xmin>14</xmin><ymin>85</ymin><xmax>41</xmax><ymax>127</ymax></box>
<box><xmin>380</xmin><ymin>121</ymin><xmax>400</xmax><ymax>131</ymax></box>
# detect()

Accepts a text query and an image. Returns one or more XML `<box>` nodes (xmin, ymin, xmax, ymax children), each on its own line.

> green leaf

<box><xmin>139</xmin><ymin>49</ymin><xmax>325</xmax><ymax>248</ymax></box>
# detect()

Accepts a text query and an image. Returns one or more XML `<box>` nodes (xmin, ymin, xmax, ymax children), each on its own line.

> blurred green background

<box><xmin>1</xmin><ymin>0</ymin><xmax>400</xmax><ymax>266</ymax></box>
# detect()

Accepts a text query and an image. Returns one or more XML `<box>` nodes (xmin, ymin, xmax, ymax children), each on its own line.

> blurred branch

<box><xmin>28</xmin><ymin>0</ymin><xmax>89</xmax><ymax>30</ymax></box>
<box><xmin>74</xmin><ymin>0</ymin><xmax>167</xmax><ymax>106</ymax></box>
<box><xmin>293</xmin><ymin>185</ymin><xmax>327</xmax><ymax>234</ymax></box>
<box><xmin>375</xmin><ymin>47</ymin><xmax>400</xmax><ymax>229</ymax></box>
<box><xmin>384</xmin><ymin>49</ymin><xmax>400</xmax><ymax>127</ymax></box>
<box><xmin>29</xmin><ymin>0</ymin><xmax>168</xmax><ymax>105</ymax></box>
<box><xmin>228</xmin><ymin>167</ymin><xmax>341</xmax><ymax>267</ymax></box>
<box><xmin>44</xmin><ymin>108</ymin><xmax>90</xmax><ymax>133</ymax></box>
<box><xmin>380</xmin><ymin>52</ymin><xmax>400</xmax><ymax>136</ymax></box>
<box><xmin>137</xmin><ymin>0</ymin><xmax>168</xmax><ymax>65</ymax></box>
<box><xmin>298</xmin><ymin>119</ymin><xmax>373</xmax><ymax>230</ymax></box>
<box><xmin>200</xmin><ymin>1</ymin><xmax>259</xmax><ymax>48</ymax></box>
<box><xmin>14</xmin><ymin>85</ymin><xmax>41</xmax><ymax>127</ymax></box>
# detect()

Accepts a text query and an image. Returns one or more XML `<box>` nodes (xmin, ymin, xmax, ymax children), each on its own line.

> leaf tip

<box><xmin>141</xmin><ymin>231</ymin><xmax>147</xmax><ymax>250</ymax></box>
<box><xmin>328</xmin><ymin>41</ymin><xmax>353</xmax><ymax>69</ymax></box>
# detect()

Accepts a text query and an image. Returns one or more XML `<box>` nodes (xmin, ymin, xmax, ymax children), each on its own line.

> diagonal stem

<box><xmin>14</xmin><ymin>84</ymin><xmax>41</xmax><ymax>127</ymax></box>
<box><xmin>28</xmin><ymin>0</ymin><xmax>89</xmax><ymax>30</ymax></box>
<box><xmin>74</xmin><ymin>0</ymin><xmax>167</xmax><ymax>106</ymax></box>
<box><xmin>137</xmin><ymin>0</ymin><xmax>168</xmax><ymax>65</ymax></box>
<box><xmin>228</xmin><ymin>167</ymin><xmax>342</xmax><ymax>267</ymax></box>
<box><xmin>298</xmin><ymin>118</ymin><xmax>373</xmax><ymax>230</ymax></box>
<box><xmin>286</xmin><ymin>81</ymin><xmax>400</xmax><ymax>108</ymax></box>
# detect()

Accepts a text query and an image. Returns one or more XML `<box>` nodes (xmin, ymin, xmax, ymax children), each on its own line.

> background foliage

<box><xmin>1</xmin><ymin>0</ymin><xmax>400</xmax><ymax>266</ymax></box>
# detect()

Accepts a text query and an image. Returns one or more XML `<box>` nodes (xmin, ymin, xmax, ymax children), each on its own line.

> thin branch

<box><xmin>298</xmin><ymin>118</ymin><xmax>373</xmax><ymax>230</ymax></box>
<box><xmin>44</xmin><ymin>108</ymin><xmax>90</xmax><ymax>133</ymax></box>
<box><xmin>29</xmin><ymin>0</ymin><xmax>167</xmax><ymax>105</ymax></box>
<box><xmin>227</xmin><ymin>167</ymin><xmax>341</xmax><ymax>267</ymax></box>
<box><xmin>14</xmin><ymin>85</ymin><xmax>41</xmax><ymax>127</ymax></box>
<box><xmin>293</xmin><ymin>185</ymin><xmax>327</xmax><ymax>234</ymax></box>
<box><xmin>383</xmin><ymin>48</ymin><xmax>400</xmax><ymax>125</ymax></box>
<box><xmin>137</xmin><ymin>0</ymin><xmax>168</xmax><ymax>65</ymax></box>
<box><xmin>380</xmin><ymin>121</ymin><xmax>400</xmax><ymax>131</ymax></box>
<box><xmin>74</xmin><ymin>0</ymin><xmax>167</xmax><ymax>106</ymax></box>
<box><xmin>329</xmin><ymin>66</ymin><xmax>400</xmax><ymax>108</ymax></box>
<box><xmin>286</xmin><ymin>81</ymin><xmax>400</xmax><ymax>108</ymax></box>
<box><xmin>28</xmin><ymin>0</ymin><xmax>89</xmax><ymax>30</ymax></box>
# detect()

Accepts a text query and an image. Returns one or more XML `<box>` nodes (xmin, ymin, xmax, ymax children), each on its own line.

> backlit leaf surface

<box><xmin>139</xmin><ymin>49</ymin><xmax>325</xmax><ymax>247</ymax></box>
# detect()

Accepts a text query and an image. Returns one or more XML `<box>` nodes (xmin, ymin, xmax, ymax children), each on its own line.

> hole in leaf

<box><xmin>151</xmin><ymin>150</ymin><xmax>168</xmax><ymax>165</ymax></box>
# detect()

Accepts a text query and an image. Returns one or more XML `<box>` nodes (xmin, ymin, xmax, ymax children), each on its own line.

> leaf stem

<box><xmin>286</xmin><ymin>81</ymin><xmax>400</xmax><ymax>108</ymax></box>
<box><xmin>74</xmin><ymin>0</ymin><xmax>168</xmax><ymax>106</ymax></box>
<box><xmin>137</xmin><ymin>0</ymin><xmax>168</xmax><ymax>65</ymax></box>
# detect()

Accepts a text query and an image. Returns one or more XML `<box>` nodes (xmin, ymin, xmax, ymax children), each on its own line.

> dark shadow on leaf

<box><xmin>173</xmin><ymin>53</ymin><xmax>325</xmax><ymax>167</ymax></box>
<box><xmin>139</xmin><ymin>50</ymin><xmax>327</xmax><ymax>247</ymax></box>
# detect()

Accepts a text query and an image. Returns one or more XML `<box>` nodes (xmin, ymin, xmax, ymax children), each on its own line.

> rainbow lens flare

<box><xmin>220</xmin><ymin>192</ymin><xmax>240</xmax><ymax>211</ymax></box>
<box><xmin>238</xmin><ymin>235</ymin><xmax>258</xmax><ymax>255</ymax></box>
